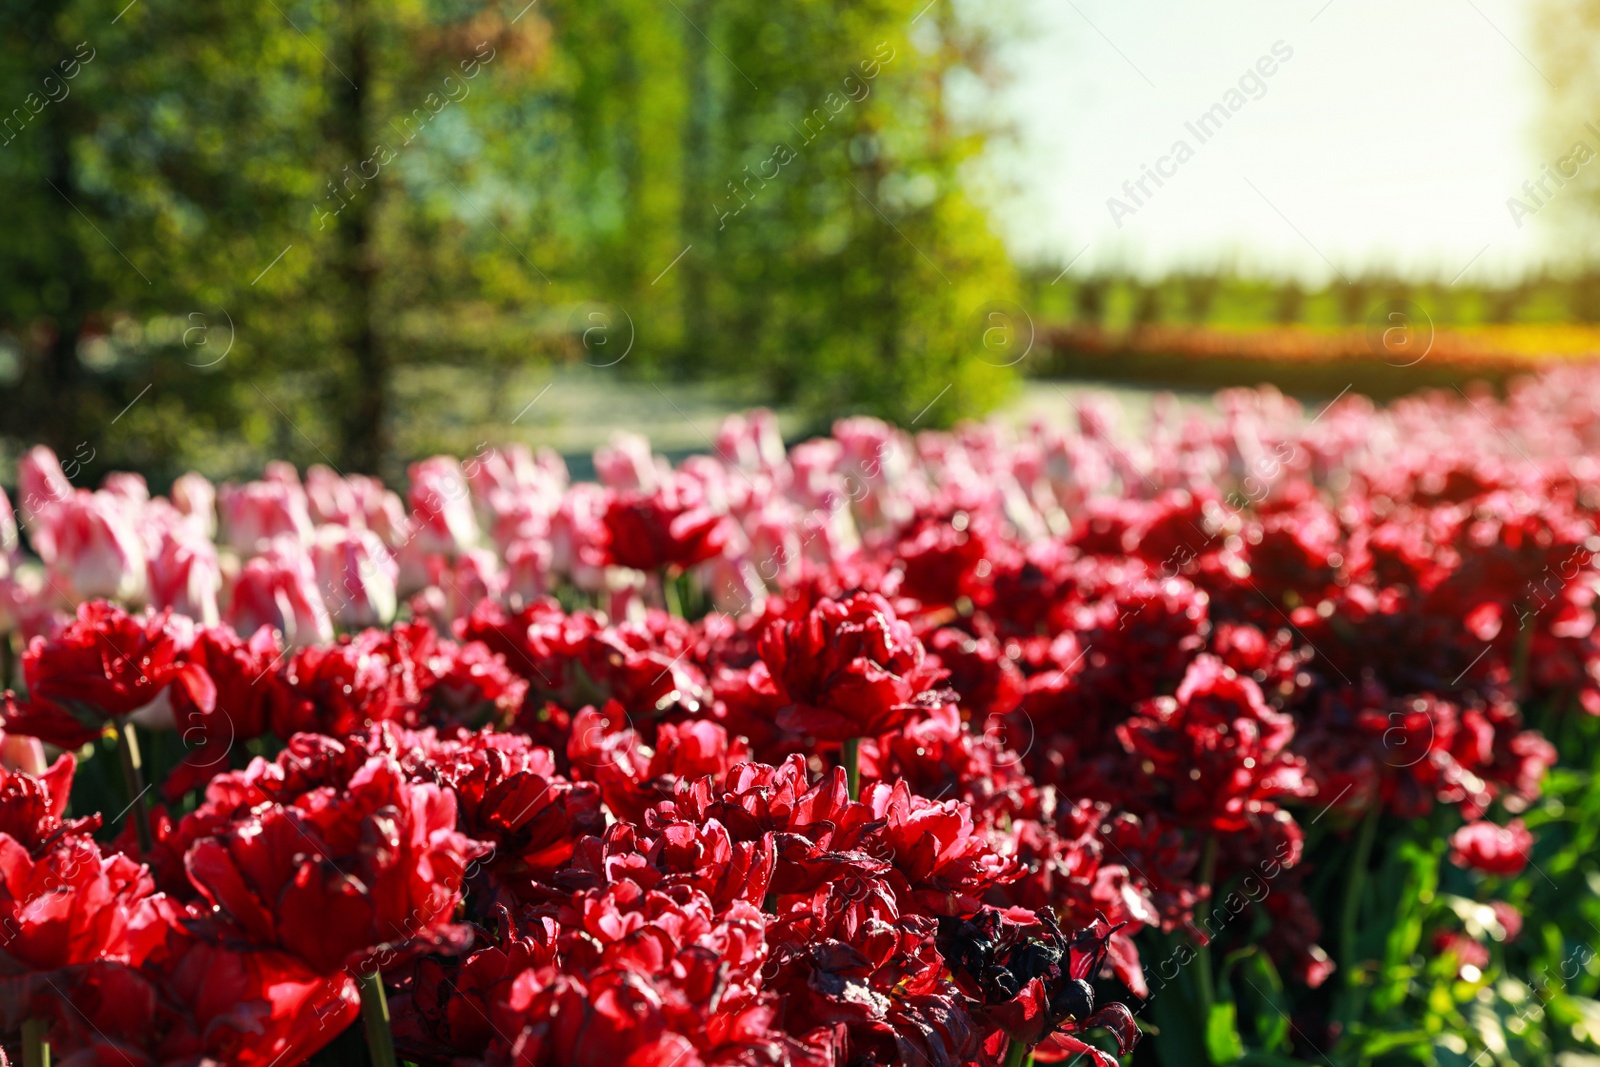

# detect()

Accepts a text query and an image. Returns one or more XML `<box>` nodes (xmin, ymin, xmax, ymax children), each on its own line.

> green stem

<box><xmin>0</xmin><ymin>632</ymin><xmax>15</xmax><ymax>690</ymax></box>
<box><xmin>1002</xmin><ymin>1035</ymin><xmax>1031</xmax><ymax>1067</ymax></box>
<box><xmin>1512</xmin><ymin>620</ymin><xmax>1535</xmax><ymax>700</ymax></box>
<box><xmin>661</xmin><ymin>569</ymin><xmax>683</xmax><ymax>618</ymax></box>
<box><xmin>1194</xmin><ymin>835</ymin><xmax>1218</xmax><ymax>1022</ymax></box>
<box><xmin>357</xmin><ymin>970</ymin><xmax>398</xmax><ymax>1067</ymax></box>
<box><xmin>843</xmin><ymin>737</ymin><xmax>861</xmax><ymax>801</ymax></box>
<box><xmin>1341</xmin><ymin>808</ymin><xmax>1381</xmax><ymax>983</ymax></box>
<box><xmin>22</xmin><ymin>1017</ymin><xmax>49</xmax><ymax>1067</ymax></box>
<box><xmin>116</xmin><ymin>720</ymin><xmax>152</xmax><ymax>854</ymax></box>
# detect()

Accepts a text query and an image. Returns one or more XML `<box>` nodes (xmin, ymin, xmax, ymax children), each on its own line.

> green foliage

<box><xmin>0</xmin><ymin>0</ymin><xmax>1018</xmax><ymax>477</ymax></box>
<box><xmin>1139</xmin><ymin>706</ymin><xmax>1600</xmax><ymax>1067</ymax></box>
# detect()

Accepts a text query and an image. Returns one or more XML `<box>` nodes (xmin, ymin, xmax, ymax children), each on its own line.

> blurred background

<box><xmin>2</xmin><ymin>0</ymin><xmax>1596</xmax><ymax>482</ymax></box>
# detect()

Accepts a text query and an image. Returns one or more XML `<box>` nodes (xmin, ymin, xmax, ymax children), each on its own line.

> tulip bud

<box><xmin>18</xmin><ymin>446</ymin><xmax>73</xmax><ymax>563</ymax></box>
<box><xmin>594</xmin><ymin>432</ymin><xmax>661</xmax><ymax>492</ymax></box>
<box><xmin>0</xmin><ymin>731</ymin><xmax>47</xmax><ymax>778</ymax></box>
<box><xmin>430</xmin><ymin>547</ymin><xmax>503</xmax><ymax>626</ymax></box>
<box><xmin>305</xmin><ymin>464</ymin><xmax>363</xmax><ymax>527</ymax></box>
<box><xmin>0</xmin><ymin>485</ymin><xmax>18</xmax><ymax>557</ymax></box>
<box><xmin>227</xmin><ymin>539</ymin><xmax>334</xmax><ymax>647</ymax></box>
<box><xmin>147</xmin><ymin>532</ymin><xmax>222</xmax><ymax>626</ymax></box>
<box><xmin>219</xmin><ymin>479</ymin><xmax>314</xmax><ymax>555</ymax></box>
<box><xmin>312</xmin><ymin>525</ymin><xmax>399</xmax><ymax>628</ymax></box>
<box><xmin>18</xmin><ymin>445</ymin><xmax>71</xmax><ymax>517</ymax></box>
<box><xmin>102</xmin><ymin>472</ymin><xmax>150</xmax><ymax>507</ymax></box>
<box><xmin>503</xmin><ymin>537</ymin><xmax>551</xmax><ymax>610</ymax></box>
<box><xmin>406</xmin><ymin>457</ymin><xmax>479</xmax><ymax>555</ymax></box>
<box><xmin>51</xmin><ymin>489</ymin><xmax>148</xmax><ymax>603</ymax></box>
<box><xmin>170</xmin><ymin>471</ymin><xmax>217</xmax><ymax>539</ymax></box>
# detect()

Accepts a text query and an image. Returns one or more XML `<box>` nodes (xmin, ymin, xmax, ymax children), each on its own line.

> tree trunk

<box><xmin>334</xmin><ymin>0</ymin><xmax>388</xmax><ymax>474</ymax></box>
<box><xmin>11</xmin><ymin>4</ymin><xmax>99</xmax><ymax>453</ymax></box>
<box><xmin>676</xmin><ymin>0</ymin><xmax>712</xmax><ymax>372</ymax></box>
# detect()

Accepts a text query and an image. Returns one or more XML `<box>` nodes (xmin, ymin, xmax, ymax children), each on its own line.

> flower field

<box><xmin>2</xmin><ymin>368</ymin><xmax>1600</xmax><ymax>1067</ymax></box>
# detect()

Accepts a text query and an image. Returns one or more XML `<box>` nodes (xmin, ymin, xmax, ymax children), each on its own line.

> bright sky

<box><xmin>995</xmin><ymin>0</ymin><xmax>1555</xmax><ymax>283</ymax></box>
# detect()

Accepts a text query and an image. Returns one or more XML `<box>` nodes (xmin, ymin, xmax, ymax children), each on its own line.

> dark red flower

<box><xmin>1448</xmin><ymin>819</ymin><xmax>1532</xmax><ymax>876</ymax></box>
<box><xmin>434</xmin><ymin>730</ymin><xmax>605</xmax><ymax>891</ymax></box>
<box><xmin>426</xmin><ymin>638</ymin><xmax>529</xmax><ymax>729</ymax></box>
<box><xmin>185</xmin><ymin>755</ymin><xmax>490</xmax><ymax>973</ymax></box>
<box><xmin>4</xmin><ymin>602</ymin><xmax>215</xmax><ymax>749</ymax></box>
<box><xmin>163</xmin><ymin>622</ymin><xmax>286</xmax><ymax>800</ymax></box>
<box><xmin>391</xmin><ymin>907</ymin><xmax>559</xmax><ymax>1063</ymax></box>
<box><xmin>938</xmin><ymin>908</ymin><xmax>1139</xmax><ymax>1066</ymax></box>
<box><xmin>0</xmin><ymin>831</ymin><xmax>170</xmax><ymax>971</ymax></box>
<box><xmin>272</xmin><ymin>622</ymin><xmax>439</xmax><ymax>737</ymax></box>
<box><xmin>0</xmin><ymin>753</ymin><xmax>98</xmax><ymax>853</ymax></box>
<box><xmin>757</xmin><ymin>592</ymin><xmax>949</xmax><ymax>741</ymax></box>
<box><xmin>1118</xmin><ymin>655</ymin><xmax>1313</xmax><ymax>834</ymax></box>
<box><xmin>603</xmin><ymin>475</ymin><xmax>730</xmax><ymax>572</ymax></box>
<box><xmin>13</xmin><ymin>947</ymin><xmax>359</xmax><ymax>1067</ymax></box>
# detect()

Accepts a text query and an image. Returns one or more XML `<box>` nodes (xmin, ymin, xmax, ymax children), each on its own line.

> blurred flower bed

<box><xmin>2</xmin><ymin>367</ymin><xmax>1600</xmax><ymax>1065</ymax></box>
<box><xmin>1035</xmin><ymin>324</ymin><xmax>1600</xmax><ymax>398</ymax></box>
<box><xmin>1048</xmin><ymin>323</ymin><xmax>1600</xmax><ymax>362</ymax></box>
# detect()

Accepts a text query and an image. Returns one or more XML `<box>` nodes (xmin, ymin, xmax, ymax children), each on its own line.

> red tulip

<box><xmin>0</xmin><ymin>753</ymin><xmax>97</xmax><ymax>853</ymax></box>
<box><xmin>185</xmin><ymin>755</ymin><xmax>489</xmax><ymax>974</ymax></box>
<box><xmin>603</xmin><ymin>475</ymin><xmax>730</xmax><ymax>572</ymax></box>
<box><xmin>1448</xmin><ymin>819</ymin><xmax>1532</xmax><ymax>876</ymax></box>
<box><xmin>0</xmin><ymin>831</ymin><xmax>170</xmax><ymax>971</ymax></box>
<box><xmin>757</xmin><ymin>592</ymin><xmax>949</xmax><ymax>741</ymax></box>
<box><xmin>3</xmin><ymin>601</ymin><xmax>215</xmax><ymax>749</ymax></box>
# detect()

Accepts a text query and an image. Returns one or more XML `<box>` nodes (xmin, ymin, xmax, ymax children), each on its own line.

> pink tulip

<box><xmin>49</xmin><ymin>489</ymin><xmax>148</xmax><ymax>603</ymax></box>
<box><xmin>549</xmin><ymin>482</ymin><xmax>610</xmax><ymax>590</ymax></box>
<box><xmin>102</xmin><ymin>472</ymin><xmax>150</xmax><ymax>507</ymax></box>
<box><xmin>482</xmin><ymin>489</ymin><xmax>553</xmax><ymax>556</ymax></box>
<box><xmin>263</xmin><ymin>459</ymin><xmax>301</xmax><ymax>487</ymax></box>
<box><xmin>17</xmin><ymin>446</ymin><xmax>73</xmax><ymax>562</ymax></box>
<box><xmin>311</xmin><ymin>526</ymin><xmax>398</xmax><ymax>628</ymax></box>
<box><xmin>463</xmin><ymin>444</ymin><xmax>535</xmax><ymax>499</ymax></box>
<box><xmin>0</xmin><ymin>485</ymin><xmax>17</xmax><ymax>557</ymax></box>
<box><xmin>0</xmin><ymin>731</ymin><xmax>47</xmax><ymax>775</ymax></box>
<box><xmin>705</xmin><ymin>554</ymin><xmax>765</xmax><ymax>614</ymax></box>
<box><xmin>406</xmin><ymin>457</ymin><xmax>479</xmax><ymax>555</ymax></box>
<box><xmin>748</xmin><ymin>508</ymin><xmax>804</xmax><ymax>589</ymax></box>
<box><xmin>147</xmin><ymin>532</ymin><xmax>222</xmax><ymax>625</ymax></box>
<box><xmin>594</xmin><ymin>432</ymin><xmax>661</xmax><ymax>492</ymax></box>
<box><xmin>0</xmin><ymin>565</ymin><xmax>48</xmax><ymax>639</ymax></box>
<box><xmin>305</xmin><ymin>465</ymin><xmax>363</xmax><ymax>527</ymax></box>
<box><xmin>503</xmin><ymin>537</ymin><xmax>551</xmax><ymax>609</ymax></box>
<box><xmin>227</xmin><ymin>539</ymin><xmax>334</xmax><ymax>647</ymax></box>
<box><xmin>18</xmin><ymin>445</ymin><xmax>71</xmax><ymax>514</ymax></box>
<box><xmin>219</xmin><ymin>479</ymin><xmax>314</xmax><ymax>554</ymax></box>
<box><xmin>357</xmin><ymin>478</ymin><xmax>410</xmax><ymax>546</ymax></box>
<box><xmin>171</xmin><ymin>472</ymin><xmax>217</xmax><ymax>539</ymax></box>
<box><xmin>428</xmin><ymin>547</ymin><xmax>503</xmax><ymax>625</ymax></box>
<box><xmin>716</xmin><ymin>408</ymin><xmax>787</xmax><ymax>474</ymax></box>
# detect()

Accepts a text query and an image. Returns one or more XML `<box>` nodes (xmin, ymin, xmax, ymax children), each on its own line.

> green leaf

<box><xmin>1206</xmin><ymin>1001</ymin><xmax>1246</xmax><ymax>1064</ymax></box>
<box><xmin>1239</xmin><ymin>952</ymin><xmax>1291</xmax><ymax>1054</ymax></box>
